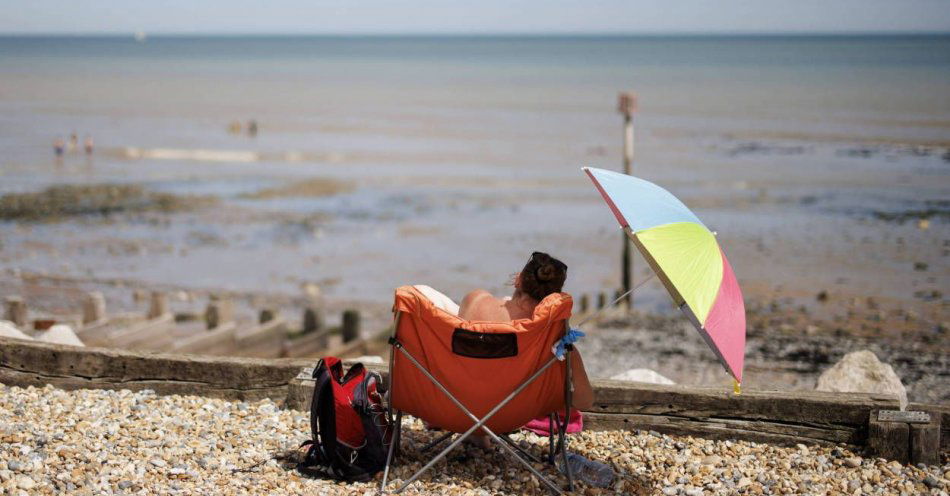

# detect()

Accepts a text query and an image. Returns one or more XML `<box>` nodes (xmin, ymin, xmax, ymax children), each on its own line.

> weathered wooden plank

<box><xmin>590</xmin><ymin>379</ymin><xmax>899</xmax><ymax>427</ymax></box>
<box><xmin>0</xmin><ymin>337</ymin><xmax>311</xmax><ymax>403</ymax></box>
<box><xmin>106</xmin><ymin>314</ymin><xmax>176</xmax><ymax>350</ymax></box>
<box><xmin>583</xmin><ymin>412</ymin><xmax>854</xmax><ymax>447</ymax></box>
<box><xmin>324</xmin><ymin>338</ymin><xmax>369</xmax><ymax>360</ymax></box>
<box><xmin>78</xmin><ymin>313</ymin><xmax>149</xmax><ymax>344</ymax></box>
<box><xmin>234</xmin><ymin>318</ymin><xmax>287</xmax><ymax>358</ymax></box>
<box><xmin>172</xmin><ymin>323</ymin><xmax>237</xmax><ymax>355</ymax></box>
<box><xmin>282</xmin><ymin>328</ymin><xmax>333</xmax><ymax>358</ymax></box>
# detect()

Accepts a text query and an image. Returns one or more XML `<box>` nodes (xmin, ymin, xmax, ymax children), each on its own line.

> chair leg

<box><xmin>420</xmin><ymin>431</ymin><xmax>454</xmax><ymax>453</ymax></box>
<box><xmin>548</xmin><ymin>413</ymin><xmax>556</xmax><ymax>464</ymax></box>
<box><xmin>561</xmin><ymin>348</ymin><xmax>575</xmax><ymax>492</ymax></box>
<box><xmin>379</xmin><ymin>410</ymin><xmax>402</xmax><ymax>494</ymax></box>
<box><xmin>390</xmin><ymin>343</ymin><xmax>567</xmax><ymax>494</ymax></box>
<box><xmin>559</xmin><ymin>425</ymin><xmax>574</xmax><ymax>492</ymax></box>
<box><xmin>500</xmin><ymin>434</ymin><xmax>542</xmax><ymax>464</ymax></box>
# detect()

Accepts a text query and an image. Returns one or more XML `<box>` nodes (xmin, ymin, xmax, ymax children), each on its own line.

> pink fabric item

<box><xmin>522</xmin><ymin>408</ymin><xmax>583</xmax><ymax>436</ymax></box>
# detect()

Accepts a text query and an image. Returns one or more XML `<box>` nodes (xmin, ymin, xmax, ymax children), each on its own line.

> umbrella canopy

<box><xmin>583</xmin><ymin>167</ymin><xmax>745</xmax><ymax>383</ymax></box>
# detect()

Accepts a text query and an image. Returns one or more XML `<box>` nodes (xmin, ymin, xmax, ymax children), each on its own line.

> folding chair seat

<box><xmin>381</xmin><ymin>285</ymin><xmax>579</xmax><ymax>494</ymax></box>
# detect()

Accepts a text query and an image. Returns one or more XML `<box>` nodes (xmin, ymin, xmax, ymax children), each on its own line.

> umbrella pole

<box><xmin>575</xmin><ymin>272</ymin><xmax>654</xmax><ymax>328</ymax></box>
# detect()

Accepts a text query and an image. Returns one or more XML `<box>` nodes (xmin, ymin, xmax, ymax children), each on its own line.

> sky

<box><xmin>1</xmin><ymin>0</ymin><xmax>949</xmax><ymax>35</ymax></box>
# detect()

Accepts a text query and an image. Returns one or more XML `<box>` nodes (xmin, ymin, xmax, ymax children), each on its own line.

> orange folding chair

<box><xmin>380</xmin><ymin>285</ymin><xmax>579</xmax><ymax>495</ymax></box>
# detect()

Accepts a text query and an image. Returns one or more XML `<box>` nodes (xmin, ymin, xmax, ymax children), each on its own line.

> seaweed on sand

<box><xmin>871</xmin><ymin>200</ymin><xmax>950</xmax><ymax>223</ymax></box>
<box><xmin>238</xmin><ymin>178</ymin><xmax>352</xmax><ymax>200</ymax></box>
<box><xmin>0</xmin><ymin>184</ymin><xmax>216</xmax><ymax>221</ymax></box>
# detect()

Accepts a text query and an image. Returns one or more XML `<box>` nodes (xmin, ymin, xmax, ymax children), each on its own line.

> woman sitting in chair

<box><xmin>458</xmin><ymin>251</ymin><xmax>594</xmax><ymax>411</ymax></box>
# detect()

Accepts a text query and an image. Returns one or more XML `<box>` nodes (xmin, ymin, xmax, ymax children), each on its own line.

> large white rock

<box><xmin>35</xmin><ymin>324</ymin><xmax>84</xmax><ymax>347</ymax></box>
<box><xmin>816</xmin><ymin>350</ymin><xmax>906</xmax><ymax>410</ymax></box>
<box><xmin>0</xmin><ymin>320</ymin><xmax>32</xmax><ymax>341</ymax></box>
<box><xmin>610</xmin><ymin>368</ymin><xmax>676</xmax><ymax>385</ymax></box>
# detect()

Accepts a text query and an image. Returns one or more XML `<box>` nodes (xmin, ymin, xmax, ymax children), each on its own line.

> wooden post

<box><xmin>82</xmin><ymin>292</ymin><xmax>106</xmax><ymax>325</ymax></box>
<box><xmin>597</xmin><ymin>292</ymin><xmax>607</xmax><ymax>310</ymax></box>
<box><xmin>302</xmin><ymin>307</ymin><xmax>322</xmax><ymax>334</ymax></box>
<box><xmin>910</xmin><ymin>410</ymin><xmax>941</xmax><ymax>466</ymax></box>
<box><xmin>4</xmin><ymin>296</ymin><xmax>27</xmax><ymax>328</ymax></box>
<box><xmin>259</xmin><ymin>308</ymin><xmax>277</xmax><ymax>324</ymax></box>
<box><xmin>302</xmin><ymin>307</ymin><xmax>327</xmax><ymax>349</ymax></box>
<box><xmin>148</xmin><ymin>291</ymin><xmax>168</xmax><ymax>319</ymax></box>
<box><xmin>618</xmin><ymin>91</ymin><xmax>637</xmax><ymax>309</ymax></box>
<box><xmin>205</xmin><ymin>295</ymin><xmax>233</xmax><ymax>330</ymax></box>
<box><xmin>341</xmin><ymin>309</ymin><xmax>360</xmax><ymax>343</ymax></box>
<box><xmin>579</xmin><ymin>294</ymin><xmax>590</xmax><ymax>313</ymax></box>
<box><xmin>868</xmin><ymin>411</ymin><xmax>910</xmax><ymax>463</ymax></box>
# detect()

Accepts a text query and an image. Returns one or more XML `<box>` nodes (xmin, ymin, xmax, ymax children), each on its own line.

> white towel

<box><xmin>413</xmin><ymin>285</ymin><xmax>460</xmax><ymax>316</ymax></box>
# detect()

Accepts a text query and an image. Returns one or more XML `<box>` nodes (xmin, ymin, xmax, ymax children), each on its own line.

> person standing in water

<box><xmin>68</xmin><ymin>132</ymin><xmax>78</xmax><ymax>152</ymax></box>
<box><xmin>53</xmin><ymin>137</ymin><xmax>65</xmax><ymax>157</ymax></box>
<box><xmin>84</xmin><ymin>135</ymin><xmax>94</xmax><ymax>155</ymax></box>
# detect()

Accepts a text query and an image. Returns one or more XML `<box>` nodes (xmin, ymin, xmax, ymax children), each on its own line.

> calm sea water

<box><xmin>0</xmin><ymin>36</ymin><xmax>948</xmax><ymax>309</ymax></box>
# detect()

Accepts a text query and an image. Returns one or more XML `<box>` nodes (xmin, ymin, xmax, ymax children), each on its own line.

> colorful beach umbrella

<box><xmin>583</xmin><ymin>167</ymin><xmax>746</xmax><ymax>385</ymax></box>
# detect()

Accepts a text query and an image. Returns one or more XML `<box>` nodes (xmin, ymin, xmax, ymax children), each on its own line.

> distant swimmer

<box><xmin>228</xmin><ymin>120</ymin><xmax>242</xmax><ymax>134</ymax></box>
<box><xmin>84</xmin><ymin>135</ymin><xmax>94</xmax><ymax>155</ymax></box>
<box><xmin>68</xmin><ymin>132</ymin><xmax>78</xmax><ymax>152</ymax></box>
<box><xmin>247</xmin><ymin>119</ymin><xmax>258</xmax><ymax>137</ymax></box>
<box><xmin>53</xmin><ymin>137</ymin><xmax>65</xmax><ymax>157</ymax></box>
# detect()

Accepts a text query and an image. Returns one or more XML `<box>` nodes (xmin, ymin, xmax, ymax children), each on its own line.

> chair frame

<box><xmin>379</xmin><ymin>311</ymin><xmax>577</xmax><ymax>495</ymax></box>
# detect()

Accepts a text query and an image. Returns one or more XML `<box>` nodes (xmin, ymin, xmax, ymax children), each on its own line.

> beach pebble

<box><xmin>1</xmin><ymin>383</ymin><xmax>944</xmax><ymax>495</ymax></box>
<box><xmin>16</xmin><ymin>475</ymin><xmax>36</xmax><ymax>490</ymax></box>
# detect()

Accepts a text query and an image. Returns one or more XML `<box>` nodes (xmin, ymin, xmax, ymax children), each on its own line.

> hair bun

<box><xmin>536</xmin><ymin>263</ymin><xmax>556</xmax><ymax>282</ymax></box>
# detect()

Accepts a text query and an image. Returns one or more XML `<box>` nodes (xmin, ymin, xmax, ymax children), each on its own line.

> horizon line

<box><xmin>2</xmin><ymin>30</ymin><xmax>949</xmax><ymax>38</ymax></box>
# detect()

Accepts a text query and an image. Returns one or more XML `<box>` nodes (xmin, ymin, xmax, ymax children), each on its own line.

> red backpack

<box><xmin>298</xmin><ymin>357</ymin><xmax>391</xmax><ymax>482</ymax></box>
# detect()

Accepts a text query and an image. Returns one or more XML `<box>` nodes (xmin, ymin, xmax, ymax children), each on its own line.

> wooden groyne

<box><xmin>0</xmin><ymin>337</ymin><xmax>942</xmax><ymax>465</ymax></box>
<box><xmin>4</xmin><ymin>290</ymin><xmax>369</xmax><ymax>360</ymax></box>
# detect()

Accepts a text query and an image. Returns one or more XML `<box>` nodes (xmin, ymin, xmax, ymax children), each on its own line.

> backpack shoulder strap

<box><xmin>303</xmin><ymin>359</ymin><xmax>336</xmax><ymax>468</ymax></box>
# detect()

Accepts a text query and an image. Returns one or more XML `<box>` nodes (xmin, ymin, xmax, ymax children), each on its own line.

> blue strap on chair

<box><xmin>552</xmin><ymin>328</ymin><xmax>585</xmax><ymax>361</ymax></box>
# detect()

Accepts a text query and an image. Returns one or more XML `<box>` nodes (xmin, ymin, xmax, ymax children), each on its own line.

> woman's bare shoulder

<box><xmin>461</xmin><ymin>289</ymin><xmax>492</xmax><ymax>303</ymax></box>
<box><xmin>460</xmin><ymin>289</ymin><xmax>493</xmax><ymax>310</ymax></box>
<box><xmin>459</xmin><ymin>289</ymin><xmax>501</xmax><ymax>320</ymax></box>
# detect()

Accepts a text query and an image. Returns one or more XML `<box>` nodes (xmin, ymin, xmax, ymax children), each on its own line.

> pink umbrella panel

<box><xmin>583</xmin><ymin>167</ymin><xmax>746</xmax><ymax>384</ymax></box>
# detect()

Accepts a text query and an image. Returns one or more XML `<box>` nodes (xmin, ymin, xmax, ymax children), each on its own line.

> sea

<box><xmin>0</xmin><ymin>35</ymin><xmax>948</xmax><ymax>312</ymax></box>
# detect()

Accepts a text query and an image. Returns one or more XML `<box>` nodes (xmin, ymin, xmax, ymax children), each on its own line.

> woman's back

<box><xmin>458</xmin><ymin>290</ymin><xmax>536</xmax><ymax>321</ymax></box>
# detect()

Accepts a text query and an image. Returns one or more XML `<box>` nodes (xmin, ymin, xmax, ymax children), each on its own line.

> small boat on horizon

<box><xmin>134</xmin><ymin>31</ymin><xmax>147</xmax><ymax>43</ymax></box>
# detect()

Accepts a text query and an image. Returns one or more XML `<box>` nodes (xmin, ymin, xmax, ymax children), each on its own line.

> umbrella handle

<box><xmin>733</xmin><ymin>379</ymin><xmax>741</xmax><ymax>395</ymax></box>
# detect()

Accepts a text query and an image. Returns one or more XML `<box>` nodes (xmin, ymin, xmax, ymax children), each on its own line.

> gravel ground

<box><xmin>0</xmin><ymin>384</ymin><xmax>948</xmax><ymax>496</ymax></box>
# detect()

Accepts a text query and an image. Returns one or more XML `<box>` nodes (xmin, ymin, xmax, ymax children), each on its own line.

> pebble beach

<box><xmin>1</xmin><ymin>384</ymin><xmax>947</xmax><ymax>496</ymax></box>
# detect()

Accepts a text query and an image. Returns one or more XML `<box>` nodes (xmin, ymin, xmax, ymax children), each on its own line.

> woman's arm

<box><xmin>570</xmin><ymin>350</ymin><xmax>594</xmax><ymax>410</ymax></box>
